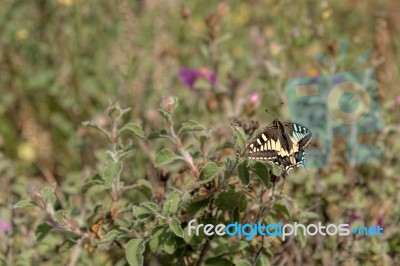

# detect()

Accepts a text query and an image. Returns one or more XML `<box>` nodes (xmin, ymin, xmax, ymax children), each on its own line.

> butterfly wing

<box><xmin>283</xmin><ymin>122</ymin><xmax>312</xmax><ymax>170</ymax></box>
<box><xmin>245</xmin><ymin>122</ymin><xmax>281</xmax><ymax>160</ymax></box>
<box><xmin>245</xmin><ymin>121</ymin><xmax>312</xmax><ymax>172</ymax></box>
<box><xmin>283</xmin><ymin>122</ymin><xmax>312</xmax><ymax>149</ymax></box>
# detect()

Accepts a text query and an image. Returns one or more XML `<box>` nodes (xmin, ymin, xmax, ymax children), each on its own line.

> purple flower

<box><xmin>179</xmin><ymin>67</ymin><xmax>216</xmax><ymax>90</ymax></box>
<box><xmin>344</xmin><ymin>210</ymin><xmax>363</xmax><ymax>224</ymax></box>
<box><xmin>0</xmin><ymin>219</ymin><xmax>11</xmax><ymax>233</ymax></box>
<box><xmin>396</xmin><ymin>96</ymin><xmax>400</xmax><ymax>106</ymax></box>
<box><xmin>376</xmin><ymin>213</ymin><xmax>384</xmax><ymax>228</ymax></box>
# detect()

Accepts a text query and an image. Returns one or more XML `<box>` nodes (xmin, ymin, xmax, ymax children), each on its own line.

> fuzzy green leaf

<box><xmin>47</xmin><ymin>194</ymin><xmax>57</xmax><ymax>206</ymax></box>
<box><xmin>273</xmin><ymin>203</ymin><xmax>292</xmax><ymax>218</ymax></box>
<box><xmin>132</xmin><ymin>206</ymin><xmax>152</xmax><ymax>221</ymax></box>
<box><xmin>149</xmin><ymin>226</ymin><xmax>170</xmax><ymax>254</ymax></box>
<box><xmin>52</xmin><ymin>210</ymin><xmax>64</xmax><ymax>224</ymax></box>
<box><xmin>250</xmin><ymin>162</ymin><xmax>270</xmax><ymax>187</ymax></box>
<box><xmin>232</xmin><ymin>125</ymin><xmax>246</xmax><ymax>151</ymax></box>
<box><xmin>237</xmin><ymin>160</ymin><xmax>250</xmax><ymax>186</ymax></box>
<box><xmin>164</xmin><ymin>236</ymin><xmax>177</xmax><ymax>254</ymax></box>
<box><xmin>178</xmin><ymin>120</ymin><xmax>205</xmax><ymax>135</ymax></box>
<box><xmin>154</xmin><ymin>149</ymin><xmax>182</xmax><ymax>167</ymax></box>
<box><xmin>215</xmin><ymin>191</ymin><xmax>247</xmax><ymax>211</ymax></box>
<box><xmin>101</xmin><ymin>229</ymin><xmax>120</xmax><ymax>243</ymax></box>
<box><xmin>103</xmin><ymin>161</ymin><xmax>122</xmax><ymax>186</ymax></box>
<box><xmin>200</xmin><ymin>162</ymin><xmax>224</xmax><ymax>183</ymax></box>
<box><xmin>163</xmin><ymin>200</ymin><xmax>172</xmax><ymax>216</ymax></box>
<box><xmin>35</xmin><ymin>223</ymin><xmax>53</xmax><ymax>242</ymax></box>
<box><xmin>41</xmin><ymin>186</ymin><xmax>56</xmax><ymax>205</ymax></box>
<box><xmin>148</xmin><ymin>129</ymin><xmax>170</xmax><ymax>140</ymax></box>
<box><xmin>120</xmin><ymin>123</ymin><xmax>146</xmax><ymax>140</ymax></box>
<box><xmin>82</xmin><ymin>174</ymin><xmax>104</xmax><ymax>193</ymax></box>
<box><xmin>13</xmin><ymin>199</ymin><xmax>35</xmax><ymax>209</ymax></box>
<box><xmin>186</xmin><ymin>198</ymin><xmax>211</xmax><ymax>217</ymax></box>
<box><xmin>163</xmin><ymin>191</ymin><xmax>181</xmax><ymax>216</ymax></box>
<box><xmin>126</xmin><ymin>238</ymin><xmax>145</xmax><ymax>266</ymax></box>
<box><xmin>134</xmin><ymin>179</ymin><xmax>153</xmax><ymax>198</ymax></box>
<box><xmin>169</xmin><ymin>218</ymin><xmax>184</xmax><ymax>238</ymax></box>
<box><xmin>140</xmin><ymin>202</ymin><xmax>159</xmax><ymax>214</ymax></box>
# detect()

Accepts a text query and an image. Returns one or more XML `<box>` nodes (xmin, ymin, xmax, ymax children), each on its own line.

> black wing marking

<box><xmin>245</xmin><ymin>120</ymin><xmax>311</xmax><ymax>172</ymax></box>
<box><xmin>246</xmin><ymin>120</ymin><xmax>299</xmax><ymax>159</ymax></box>
<box><xmin>283</xmin><ymin>122</ymin><xmax>312</xmax><ymax>149</ymax></box>
<box><xmin>268</xmin><ymin>150</ymin><xmax>306</xmax><ymax>172</ymax></box>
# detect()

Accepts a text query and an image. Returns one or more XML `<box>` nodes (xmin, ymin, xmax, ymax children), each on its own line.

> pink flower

<box><xmin>249</xmin><ymin>91</ymin><xmax>260</xmax><ymax>104</ymax></box>
<box><xmin>245</xmin><ymin>91</ymin><xmax>261</xmax><ymax>116</ymax></box>
<box><xmin>0</xmin><ymin>219</ymin><xmax>11</xmax><ymax>233</ymax></box>
<box><xmin>178</xmin><ymin>67</ymin><xmax>216</xmax><ymax>90</ymax></box>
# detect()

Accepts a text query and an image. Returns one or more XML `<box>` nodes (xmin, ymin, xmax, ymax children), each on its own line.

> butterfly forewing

<box><xmin>246</xmin><ymin>123</ymin><xmax>280</xmax><ymax>160</ymax></box>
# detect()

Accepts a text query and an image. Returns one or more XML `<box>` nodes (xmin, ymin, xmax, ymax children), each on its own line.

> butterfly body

<box><xmin>245</xmin><ymin>119</ymin><xmax>312</xmax><ymax>172</ymax></box>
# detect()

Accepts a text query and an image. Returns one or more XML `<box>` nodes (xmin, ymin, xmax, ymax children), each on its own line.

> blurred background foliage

<box><xmin>1</xmin><ymin>0</ymin><xmax>400</xmax><ymax>265</ymax></box>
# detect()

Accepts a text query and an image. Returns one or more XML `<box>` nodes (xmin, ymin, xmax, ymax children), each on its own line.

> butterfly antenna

<box><xmin>265</xmin><ymin>102</ymin><xmax>284</xmax><ymax>120</ymax></box>
<box><xmin>265</xmin><ymin>109</ymin><xmax>277</xmax><ymax>120</ymax></box>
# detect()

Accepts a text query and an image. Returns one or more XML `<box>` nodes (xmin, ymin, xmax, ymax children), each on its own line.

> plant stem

<box><xmin>166</xmin><ymin>117</ymin><xmax>200</xmax><ymax>179</ymax></box>
<box><xmin>196</xmin><ymin>239</ymin><xmax>210</xmax><ymax>266</ymax></box>
<box><xmin>253</xmin><ymin>243</ymin><xmax>263</xmax><ymax>266</ymax></box>
<box><xmin>110</xmin><ymin>119</ymin><xmax>122</xmax><ymax>201</ymax></box>
<box><xmin>68</xmin><ymin>245</ymin><xmax>82</xmax><ymax>266</ymax></box>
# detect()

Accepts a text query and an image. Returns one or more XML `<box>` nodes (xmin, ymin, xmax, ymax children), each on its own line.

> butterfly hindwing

<box><xmin>283</xmin><ymin>122</ymin><xmax>312</xmax><ymax>149</ymax></box>
<box><xmin>246</xmin><ymin>119</ymin><xmax>311</xmax><ymax>172</ymax></box>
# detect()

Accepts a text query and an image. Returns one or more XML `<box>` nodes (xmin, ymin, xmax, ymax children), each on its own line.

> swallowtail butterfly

<box><xmin>245</xmin><ymin>113</ymin><xmax>312</xmax><ymax>173</ymax></box>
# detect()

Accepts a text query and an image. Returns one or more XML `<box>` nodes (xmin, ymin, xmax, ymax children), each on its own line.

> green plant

<box><xmin>3</xmin><ymin>1</ymin><xmax>400</xmax><ymax>265</ymax></box>
<box><xmin>12</xmin><ymin>98</ymin><xmax>301</xmax><ymax>266</ymax></box>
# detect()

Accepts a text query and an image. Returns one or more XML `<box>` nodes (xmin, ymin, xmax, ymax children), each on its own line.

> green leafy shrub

<box><xmin>2</xmin><ymin>1</ymin><xmax>400</xmax><ymax>265</ymax></box>
<box><xmin>13</xmin><ymin>99</ymin><xmax>297</xmax><ymax>265</ymax></box>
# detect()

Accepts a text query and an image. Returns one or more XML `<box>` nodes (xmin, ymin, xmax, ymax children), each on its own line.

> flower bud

<box><xmin>107</xmin><ymin>101</ymin><xmax>122</xmax><ymax>120</ymax></box>
<box><xmin>180</xmin><ymin>5</ymin><xmax>191</xmax><ymax>20</ymax></box>
<box><xmin>161</xmin><ymin>96</ymin><xmax>179</xmax><ymax>113</ymax></box>
<box><xmin>245</xmin><ymin>92</ymin><xmax>260</xmax><ymax>117</ymax></box>
<box><xmin>206</xmin><ymin>96</ymin><xmax>219</xmax><ymax>112</ymax></box>
<box><xmin>217</xmin><ymin>3</ymin><xmax>230</xmax><ymax>16</ymax></box>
